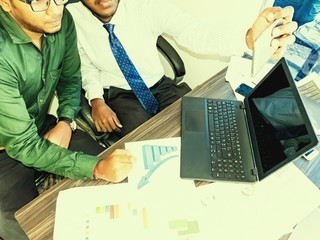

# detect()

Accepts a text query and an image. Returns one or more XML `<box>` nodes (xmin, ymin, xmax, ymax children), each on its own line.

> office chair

<box><xmin>75</xmin><ymin>35</ymin><xmax>189</xmax><ymax>147</ymax></box>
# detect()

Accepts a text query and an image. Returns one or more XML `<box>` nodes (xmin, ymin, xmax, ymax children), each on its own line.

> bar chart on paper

<box><xmin>83</xmin><ymin>201</ymin><xmax>201</xmax><ymax>240</ymax></box>
<box><xmin>137</xmin><ymin>144</ymin><xmax>179</xmax><ymax>189</ymax></box>
<box><xmin>53</xmin><ymin>172</ymin><xmax>203</xmax><ymax>240</ymax></box>
<box><xmin>84</xmin><ymin>201</ymin><xmax>149</xmax><ymax>240</ymax></box>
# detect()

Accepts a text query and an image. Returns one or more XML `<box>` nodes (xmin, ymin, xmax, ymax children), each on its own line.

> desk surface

<box><xmin>15</xmin><ymin>68</ymin><xmax>315</xmax><ymax>240</ymax></box>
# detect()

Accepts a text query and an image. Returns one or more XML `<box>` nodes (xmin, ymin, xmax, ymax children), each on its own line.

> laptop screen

<box><xmin>244</xmin><ymin>58</ymin><xmax>318</xmax><ymax>180</ymax></box>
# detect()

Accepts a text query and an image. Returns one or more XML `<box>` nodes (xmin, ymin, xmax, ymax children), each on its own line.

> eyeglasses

<box><xmin>19</xmin><ymin>0</ymin><xmax>69</xmax><ymax>12</ymax></box>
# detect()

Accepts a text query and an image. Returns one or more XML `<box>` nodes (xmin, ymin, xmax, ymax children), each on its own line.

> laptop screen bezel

<box><xmin>244</xmin><ymin>57</ymin><xmax>318</xmax><ymax>180</ymax></box>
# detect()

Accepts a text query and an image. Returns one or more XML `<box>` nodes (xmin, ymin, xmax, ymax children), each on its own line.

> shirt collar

<box><xmin>0</xmin><ymin>8</ymin><xmax>31</xmax><ymax>44</ymax></box>
<box><xmin>0</xmin><ymin>7</ymin><xmax>56</xmax><ymax>45</ymax></box>
<box><xmin>108</xmin><ymin>0</ymin><xmax>126</xmax><ymax>27</ymax></box>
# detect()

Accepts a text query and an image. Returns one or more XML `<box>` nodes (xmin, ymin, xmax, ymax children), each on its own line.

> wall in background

<box><xmin>161</xmin><ymin>0</ymin><xmax>273</xmax><ymax>88</ymax></box>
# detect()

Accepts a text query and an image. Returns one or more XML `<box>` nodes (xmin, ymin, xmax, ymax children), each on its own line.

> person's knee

<box><xmin>120</xmin><ymin>112</ymin><xmax>152</xmax><ymax>136</ymax></box>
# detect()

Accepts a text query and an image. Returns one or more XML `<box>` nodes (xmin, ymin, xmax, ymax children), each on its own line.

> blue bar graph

<box><xmin>142</xmin><ymin>145</ymin><xmax>178</xmax><ymax>170</ymax></box>
<box><xmin>138</xmin><ymin>144</ymin><xmax>178</xmax><ymax>189</ymax></box>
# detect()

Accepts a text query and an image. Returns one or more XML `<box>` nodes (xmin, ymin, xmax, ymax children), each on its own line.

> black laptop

<box><xmin>180</xmin><ymin>58</ymin><xmax>318</xmax><ymax>182</ymax></box>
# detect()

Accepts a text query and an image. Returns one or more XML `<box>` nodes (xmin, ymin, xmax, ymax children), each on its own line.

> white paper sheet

<box><xmin>288</xmin><ymin>208</ymin><xmax>320</xmax><ymax>240</ymax></box>
<box><xmin>193</xmin><ymin>163</ymin><xmax>320</xmax><ymax>240</ymax></box>
<box><xmin>296</xmin><ymin>72</ymin><xmax>320</xmax><ymax>134</ymax></box>
<box><xmin>53</xmin><ymin>183</ymin><xmax>203</xmax><ymax>240</ymax></box>
<box><xmin>125</xmin><ymin>137</ymin><xmax>195</xmax><ymax>197</ymax></box>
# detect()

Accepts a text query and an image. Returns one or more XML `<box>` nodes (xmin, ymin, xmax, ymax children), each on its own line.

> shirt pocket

<box><xmin>46</xmin><ymin>65</ymin><xmax>63</xmax><ymax>92</ymax></box>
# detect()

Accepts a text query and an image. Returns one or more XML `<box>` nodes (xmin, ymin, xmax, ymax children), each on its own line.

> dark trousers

<box><xmin>0</xmin><ymin>115</ymin><xmax>105</xmax><ymax>240</ymax></box>
<box><xmin>104</xmin><ymin>76</ymin><xmax>188</xmax><ymax>136</ymax></box>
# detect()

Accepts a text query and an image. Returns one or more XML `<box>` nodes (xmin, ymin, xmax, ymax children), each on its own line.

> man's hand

<box><xmin>246</xmin><ymin>6</ymin><xmax>298</xmax><ymax>59</ymax></box>
<box><xmin>94</xmin><ymin>149</ymin><xmax>136</xmax><ymax>182</ymax></box>
<box><xmin>44</xmin><ymin>121</ymin><xmax>72</xmax><ymax>148</ymax></box>
<box><xmin>91</xmin><ymin>98</ymin><xmax>122</xmax><ymax>133</ymax></box>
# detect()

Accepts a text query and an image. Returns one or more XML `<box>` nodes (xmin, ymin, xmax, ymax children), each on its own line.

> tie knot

<box><xmin>104</xmin><ymin>24</ymin><xmax>114</xmax><ymax>34</ymax></box>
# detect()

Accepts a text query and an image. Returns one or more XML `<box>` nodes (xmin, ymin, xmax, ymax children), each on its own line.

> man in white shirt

<box><xmin>67</xmin><ymin>0</ymin><xmax>297</xmax><ymax>136</ymax></box>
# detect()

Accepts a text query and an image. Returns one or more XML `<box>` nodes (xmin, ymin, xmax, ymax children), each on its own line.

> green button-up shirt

<box><xmin>0</xmin><ymin>8</ymin><xmax>100</xmax><ymax>179</ymax></box>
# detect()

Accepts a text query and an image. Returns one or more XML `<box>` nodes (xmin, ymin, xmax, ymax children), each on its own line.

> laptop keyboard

<box><xmin>207</xmin><ymin>99</ymin><xmax>246</xmax><ymax>180</ymax></box>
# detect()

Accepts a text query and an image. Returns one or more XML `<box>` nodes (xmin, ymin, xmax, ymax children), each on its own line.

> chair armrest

<box><xmin>79</xmin><ymin>93</ymin><xmax>100</xmax><ymax>135</ymax></box>
<box><xmin>156</xmin><ymin>36</ymin><xmax>186</xmax><ymax>84</ymax></box>
<box><xmin>76</xmin><ymin>92</ymin><xmax>120</xmax><ymax>147</ymax></box>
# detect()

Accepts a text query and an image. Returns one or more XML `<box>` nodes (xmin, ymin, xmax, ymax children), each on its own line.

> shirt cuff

<box><xmin>73</xmin><ymin>153</ymin><xmax>101</xmax><ymax>179</ymax></box>
<box><xmin>85</xmin><ymin>88</ymin><xmax>104</xmax><ymax>106</ymax></box>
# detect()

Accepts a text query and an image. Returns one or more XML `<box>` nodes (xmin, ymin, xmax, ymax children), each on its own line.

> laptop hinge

<box><xmin>250</xmin><ymin>168</ymin><xmax>258</xmax><ymax>176</ymax></box>
<box><xmin>239</xmin><ymin>103</ymin><xmax>245</xmax><ymax>109</ymax></box>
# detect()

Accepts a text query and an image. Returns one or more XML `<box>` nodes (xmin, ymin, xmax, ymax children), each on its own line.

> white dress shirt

<box><xmin>67</xmin><ymin>0</ymin><xmax>250</xmax><ymax>102</ymax></box>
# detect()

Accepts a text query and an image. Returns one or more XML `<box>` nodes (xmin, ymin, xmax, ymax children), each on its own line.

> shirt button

<box><xmin>39</xmin><ymin>99</ymin><xmax>44</xmax><ymax>103</ymax></box>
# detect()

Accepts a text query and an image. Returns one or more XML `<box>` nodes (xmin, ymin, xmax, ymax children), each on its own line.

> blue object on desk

<box><xmin>235</xmin><ymin>83</ymin><xmax>253</xmax><ymax>97</ymax></box>
<box><xmin>283</xmin><ymin>14</ymin><xmax>320</xmax><ymax>81</ymax></box>
<box><xmin>294</xmin><ymin>38</ymin><xmax>319</xmax><ymax>81</ymax></box>
<box><xmin>273</xmin><ymin>0</ymin><xmax>320</xmax><ymax>26</ymax></box>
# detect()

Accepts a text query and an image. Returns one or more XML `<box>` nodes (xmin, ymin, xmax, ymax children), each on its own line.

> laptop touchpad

<box><xmin>185</xmin><ymin>110</ymin><xmax>205</xmax><ymax>132</ymax></box>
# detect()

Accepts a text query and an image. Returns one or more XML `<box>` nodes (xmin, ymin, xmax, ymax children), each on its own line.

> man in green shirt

<box><xmin>0</xmin><ymin>0</ymin><xmax>136</xmax><ymax>239</ymax></box>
